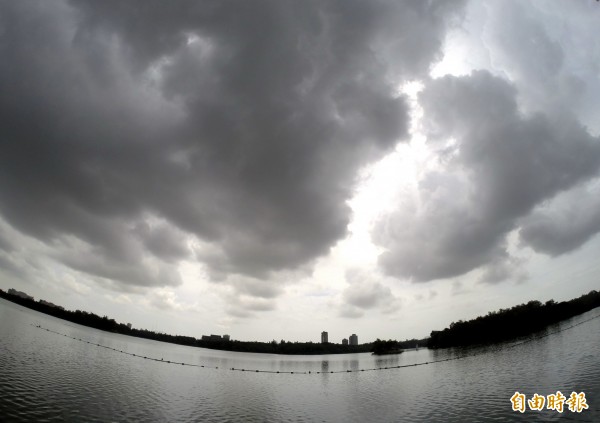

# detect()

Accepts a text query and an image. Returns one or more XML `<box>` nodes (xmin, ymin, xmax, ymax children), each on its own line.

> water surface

<box><xmin>1</xmin><ymin>298</ymin><xmax>598</xmax><ymax>422</ymax></box>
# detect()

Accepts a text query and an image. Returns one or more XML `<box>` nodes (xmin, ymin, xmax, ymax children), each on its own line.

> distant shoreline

<box><xmin>1</xmin><ymin>288</ymin><xmax>598</xmax><ymax>354</ymax></box>
<box><xmin>0</xmin><ymin>290</ymin><xmax>381</xmax><ymax>354</ymax></box>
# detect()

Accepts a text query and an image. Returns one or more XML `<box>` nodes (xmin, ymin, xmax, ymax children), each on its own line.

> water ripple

<box><xmin>1</xmin><ymin>299</ymin><xmax>598</xmax><ymax>422</ymax></box>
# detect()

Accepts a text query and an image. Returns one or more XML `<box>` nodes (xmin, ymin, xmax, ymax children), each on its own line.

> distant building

<box><xmin>201</xmin><ymin>334</ymin><xmax>230</xmax><ymax>342</ymax></box>
<box><xmin>8</xmin><ymin>288</ymin><xmax>33</xmax><ymax>301</ymax></box>
<box><xmin>127</xmin><ymin>323</ymin><xmax>132</xmax><ymax>330</ymax></box>
<box><xmin>349</xmin><ymin>334</ymin><xmax>358</xmax><ymax>346</ymax></box>
<box><xmin>321</xmin><ymin>331</ymin><xmax>328</xmax><ymax>343</ymax></box>
<box><xmin>342</xmin><ymin>338</ymin><xmax>348</xmax><ymax>346</ymax></box>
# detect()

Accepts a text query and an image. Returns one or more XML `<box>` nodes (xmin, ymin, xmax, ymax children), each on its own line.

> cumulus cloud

<box><xmin>225</xmin><ymin>294</ymin><xmax>277</xmax><ymax>319</ymax></box>
<box><xmin>132</xmin><ymin>221</ymin><xmax>192</xmax><ymax>263</ymax></box>
<box><xmin>226</xmin><ymin>275</ymin><xmax>285</xmax><ymax>300</ymax></box>
<box><xmin>0</xmin><ymin>0</ymin><xmax>465</xmax><ymax>311</ymax></box>
<box><xmin>519</xmin><ymin>179</ymin><xmax>600</xmax><ymax>256</ymax></box>
<box><xmin>339</xmin><ymin>269</ymin><xmax>400</xmax><ymax>317</ymax></box>
<box><xmin>339</xmin><ymin>305</ymin><xmax>365</xmax><ymax>319</ymax></box>
<box><xmin>374</xmin><ymin>71</ymin><xmax>600</xmax><ymax>283</ymax></box>
<box><xmin>146</xmin><ymin>289</ymin><xmax>190</xmax><ymax>312</ymax></box>
<box><xmin>344</xmin><ymin>280</ymin><xmax>393</xmax><ymax>309</ymax></box>
<box><xmin>482</xmin><ymin>0</ymin><xmax>600</xmax><ymax>126</ymax></box>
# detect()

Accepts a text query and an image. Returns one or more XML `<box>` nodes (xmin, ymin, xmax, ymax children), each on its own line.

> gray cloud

<box><xmin>339</xmin><ymin>305</ymin><xmax>365</xmax><ymax>319</ymax></box>
<box><xmin>479</xmin><ymin>255</ymin><xmax>527</xmax><ymax>285</ymax></box>
<box><xmin>225</xmin><ymin>294</ymin><xmax>277</xmax><ymax>319</ymax></box>
<box><xmin>375</xmin><ymin>71</ymin><xmax>600</xmax><ymax>282</ymax></box>
<box><xmin>0</xmin><ymin>228</ymin><xmax>14</xmax><ymax>253</ymax></box>
<box><xmin>0</xmin><ymin>0</ymin><xmax>465</xmax><ymax>303</ymax></box>
<box><xmin>132</xmin><ymin>221</ymin><xmax>191</xmax><ymax>263</ymax></box>
<box><xmin>147</xmin><ymin>290</ymin><xmax>188</xmax><ymax>312</ymax></box>
<box><xmin>343</xmin><ymin>281</ymin><xmax>393</xmax><ymax>310</ymax></box>
<box><xmin>228</xmin><ymin>276</ymin><xmax>284</xmax><ymax>300</ymax></box>
<box><xmin>519</xmin><ymin>179</ymin><xmax>600</xmax><ymax>256</ymax></box>
<box><xmin>340</xmin><ymin>269</ymin><xmax>400</xmax><ymax>317</ymax></box>
<box><xmin>483</xmin><ymin>0</ymin><xmax>600</xmax><ymax>127</ymax></box>
<box><xmin>0</xmin><ymin>254</ymin><xmax>27</xmax><ymax>280</ymax></box>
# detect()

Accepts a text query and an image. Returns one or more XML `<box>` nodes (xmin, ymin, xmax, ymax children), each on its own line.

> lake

<box><xmin>1</xmin><ymin>297</ymin><xmax>598</xmax><ymax>422</ymax></box>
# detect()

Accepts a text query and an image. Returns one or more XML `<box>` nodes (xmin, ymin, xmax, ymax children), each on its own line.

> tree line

<box><xmin>428</xmin><ymin>290</ymin><xmax>600</xmax><ymax>349</ymax></box>
<box><xmin>0</xmin><ymin>289</ymin><xmax>375</xmax><ymax>354</ymax></box>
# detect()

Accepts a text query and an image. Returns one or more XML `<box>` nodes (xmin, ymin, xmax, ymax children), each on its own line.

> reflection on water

<box><xmin>1</xmin><ymin>298</ymin><xmax>599</xmax><ymax>422</ymax></box>
<box><xmin>374</xmin><ymin>355</ymin><xmax>401</xmax><ymax>368</ymax></box>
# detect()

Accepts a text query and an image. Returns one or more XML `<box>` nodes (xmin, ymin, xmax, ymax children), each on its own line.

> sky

<box><xmin>1</xmin><ymin>0</ymin><xmax>599</xmax><ymax>344</ymax></box>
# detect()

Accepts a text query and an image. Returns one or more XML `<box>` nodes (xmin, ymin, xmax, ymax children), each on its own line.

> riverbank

<box><xmin>2</xmin><ymin>288</ymin><xmax>598</xmax><ymax>354</ymax></box>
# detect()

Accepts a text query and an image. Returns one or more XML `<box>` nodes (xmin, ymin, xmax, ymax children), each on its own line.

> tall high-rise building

<box><xmin>342</xmin><ymin>338</ymin><xmax>348</xmax><ymax>346</ymax></box>
<box><xmin>321</xmin><ymin>331</ymin><xmax>328</xmax><ymax>343</ymax></box>
<box><xmin>349</xmin><ymin>334</ymin><xmax>358</xmax><ymax>346</ymax></box>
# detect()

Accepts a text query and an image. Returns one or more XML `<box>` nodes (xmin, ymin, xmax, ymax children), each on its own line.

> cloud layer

<box><xmin>375</xmin><ymin>71</ymin><xmax>600</xmax><ymax>282</ymax></box>
<box><xmin>2</xmin><ymin>0</ymin><xmax>599</xmax><ymax>325</ymax></box>
<box><xmin>0</xmin><ymin>1</ymin><xmax>465</xmax><ymax>306</ymax></box>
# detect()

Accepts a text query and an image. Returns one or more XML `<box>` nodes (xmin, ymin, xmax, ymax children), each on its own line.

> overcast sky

<box><xmin>1</xmin><ymin>0</ymin><xmax>599</xmax><ymax>343</ymax></box>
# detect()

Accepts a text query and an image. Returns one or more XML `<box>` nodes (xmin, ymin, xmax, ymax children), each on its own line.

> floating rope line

<box><xmin>31</xmin><ymin>311</ymin><xmax>600</xmax><ymax>375</ymax></box>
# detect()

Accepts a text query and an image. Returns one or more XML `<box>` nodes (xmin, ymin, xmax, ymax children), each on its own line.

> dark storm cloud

<box><xmin>0</xmin><ymin>0</ymin><xmax>465</xmax><ymax>298</ymax></box>
<box><xmin>375</xmin><ymin>71</ymin><xmax>600</xmax><ymax>282</ymax></box>
<box><xmin>132</xmin><ymin>222</ymin><xmax>191</xmax><ymax>263</ymax></box>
